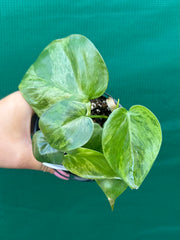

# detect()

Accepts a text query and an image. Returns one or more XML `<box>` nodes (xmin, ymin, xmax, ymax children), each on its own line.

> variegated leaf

<box><xmin>102</xmin><ymin>105</ymin><xmax>162</xmax><ymax>189</ymax></box>
<box><xmin>39</xmin><ymin>100</ymin><xmax>94</xmax><ymax>152</ymax></box>
<box><xmin>63</xmin><ymin>148</ymin><xmax>121</xmax><ymax>180</ymax></box>
<box><xmin>32</xmin><ymin>130</ymin><xmax>64</xmax><ymax>164</ymax></box>
<box><xmin>19</xmin><ymin>34</ymin><xmax>108</xmax><ymax>116</ymax></box>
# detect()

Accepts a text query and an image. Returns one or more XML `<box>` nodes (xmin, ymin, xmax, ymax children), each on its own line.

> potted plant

<box><xmin>19</xmin><ymin>34</ymin><xmax>162</xmax><ymax>210</ymax></box>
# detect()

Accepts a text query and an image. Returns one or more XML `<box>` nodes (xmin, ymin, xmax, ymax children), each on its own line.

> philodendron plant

<box><xmin>19</xmin><ymin>34</ymin><xmax>162</xmax><ymax>210</ymax></box>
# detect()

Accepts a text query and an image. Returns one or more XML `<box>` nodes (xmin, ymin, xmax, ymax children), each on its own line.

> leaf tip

<box><xmin>129</xmin><ymin>184</ymin><xmax>139</xmax><ymax>190</ymax></box>
<box><xmin>108</xmin><ymin>197</ymin><xmax>115</xmax><ymax>211</ymax></box>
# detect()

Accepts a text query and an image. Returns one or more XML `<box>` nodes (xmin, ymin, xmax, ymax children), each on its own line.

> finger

<box><xmin>39</xmin><ymin>163</ymin><xmax>55</xmax><ymax>174</ymax></box>
<box><xmin>54</xmin><ymin>169</ymin><xmax>70</xmax><ymax>180</ymax></box>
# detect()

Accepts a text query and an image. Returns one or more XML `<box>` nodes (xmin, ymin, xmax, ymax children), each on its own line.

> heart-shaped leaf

<box><xmin>102</xmin><ymin>105</ymin><xmax>162</xmax><ymax>189</ymax></box>
<box><xmin>96</xmin><ymin>179</ymin><xmax>128</xmax><ymax>210</ymax></box>
<box><xmin>63</xmin><ymin>148</ymin><xmax>121</xmax><ymax>180</ymax></box>
<box><xmin>83</xmin><ymin>123</ymin><xmax>103</xmax><ymax>153</ymax></box>
<box><xmin>19</xmin><ymin>34</ymin><xmax>109</xmax><ymax>116</ymax></box>
<box><xmin>32</xmin><ymin>130</ymin><xmax>64</xmax><ymax>164</ymax></box>
<box><xmin>39</xmin><ymin>100</ymin><xmax>94</xmax><ymax>152</ymax></box>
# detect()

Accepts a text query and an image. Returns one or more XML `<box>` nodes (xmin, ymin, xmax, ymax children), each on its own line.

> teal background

<box><xmin>0</xmin><ymin>1</ymin><xmax>179</xmax><ymax>240</ymax></box>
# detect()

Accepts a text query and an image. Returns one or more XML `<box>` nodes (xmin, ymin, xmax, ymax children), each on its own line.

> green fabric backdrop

<box><xmin>0</xmin><ymin>1</ymin><xmax>179</xmax><ymax>240</ymax></box>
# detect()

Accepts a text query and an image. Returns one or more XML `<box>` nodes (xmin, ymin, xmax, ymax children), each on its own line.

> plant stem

<box><xmin>88</xmin><ymin>115</ymin><xmax>108</xmax><ymax>119</ymax></box>
<box><xmin>116</xmin><ymin>99</ymin><xmax>120</xmax><ymax>109</ymax></box>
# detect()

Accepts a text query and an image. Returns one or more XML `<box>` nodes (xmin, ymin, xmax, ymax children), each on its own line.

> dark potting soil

<box><xmin>90</xmin><ymin>96</ymin><xmax>112</xmax><ymax>127</ymax></box>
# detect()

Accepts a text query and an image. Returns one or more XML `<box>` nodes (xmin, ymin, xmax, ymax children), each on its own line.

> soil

<box><xmin>90</xmin><ymin>96</ymin><xmax>112</xmax><ymax>127</ymax></box>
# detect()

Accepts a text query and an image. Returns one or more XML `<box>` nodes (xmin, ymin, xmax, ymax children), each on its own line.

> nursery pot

<box><xmin>32</xmin><ymin>93</ymin><xmax>120</xmax><ymax>181</ymax></box>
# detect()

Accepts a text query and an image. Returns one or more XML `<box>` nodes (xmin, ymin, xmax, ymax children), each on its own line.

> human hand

<box><xmin>0</xmin><ymin>91</ymin><xmax>72</xmax><ymax>180</ymax></box>
<box><xmin>0</xmin><ymin>91</ymin><xmax>53</xmax><ymax>173</ymax></box>
<box><xmin>0</xmin><ymin>91</ymin><xmax>70</xmax><ymax>178</ymax></box>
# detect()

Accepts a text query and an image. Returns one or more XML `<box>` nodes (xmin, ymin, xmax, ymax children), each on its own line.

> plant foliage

<box><xmin>19</xmin><ymin>34</ymin><xmax>162</xmax><ymax>210</ymax></box>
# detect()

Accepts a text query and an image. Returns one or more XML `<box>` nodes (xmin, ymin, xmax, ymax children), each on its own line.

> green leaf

<box><xmin>32</xmin><ymin>130</ymin><xmax>64</xmax><ymax>164</ymax></box>
<box><xmin>19</xmin><ymin>34</ymin><xmax>108</xmax><ymax>116</ymax></box>
<box><xmin>83</xmin><ymin>123</ymin><xmax>103</xmax><ymax>153</ymax></box>
<box><xmin>102</xmin><ymin>105</ymin><xmax>162</xmax><ymax>189</ymax></box>
<box><xmin>96</xmin><ymin>179</ymin><xmax>128</xmax><ymax>210</ymax></box>
<box><xmin>63</xmin><ymin>148</ymin><xmax>121</xmax><ymax>180</ymax></box>
<box><xmin>39</xmin><ymin>100</ymin><xmax>94</xmax><ymax>152</ymax></box>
